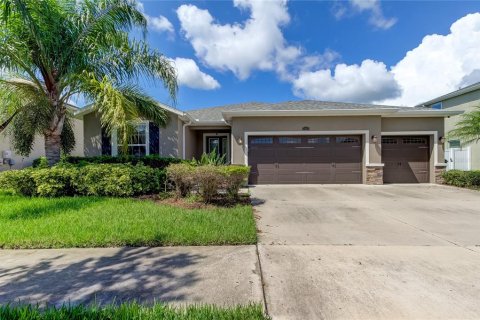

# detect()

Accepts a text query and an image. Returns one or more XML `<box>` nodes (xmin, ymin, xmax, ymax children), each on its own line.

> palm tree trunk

<box><xmin>44</xmin><ymin>131</ymin><xmax>62</xmax><ymax>166</ymax></box>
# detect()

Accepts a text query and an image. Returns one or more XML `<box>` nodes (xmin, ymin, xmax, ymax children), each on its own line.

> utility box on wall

<box><xmin>1</xmin><ymin>150</ymin><xmax>15</xmax><ymax>167</ymax></box>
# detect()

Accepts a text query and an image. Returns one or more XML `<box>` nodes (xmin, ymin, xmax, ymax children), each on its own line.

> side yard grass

<box><xmin>0</xmin><ymin>192</ymin><xmax>257</xmax><ymax>249</ymax></box>
<box><xmin>0</xmin><ymin>303</ymin><xmax>268</xmax><ymax>320</ymax></box>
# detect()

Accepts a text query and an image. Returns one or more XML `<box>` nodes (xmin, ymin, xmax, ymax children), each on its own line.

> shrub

<box><xmin>73</xmin><ymin>164</ymin><xmax>165</xmax><ymax>197</ymax></box>
<box><xmin>166</xmin><ymin>163</ymin><xmax>195</xmax><ymax>197</ymax></box>
<box><xmin>0</xmin><ymin>164</ymin><xmax>166</xmax><ymax>197</ymax></box>
<box><xmin>195</xmin><ymin>165</ymin><xmax>224</xmax><ymax>203</ymax></box>
<box><xmin>31</xmin><ymin>167</ymin><xmax>77</xmax><ymax>197</ymax></box>
<box><xmin>33</xmin><ymin>155</ymin><xmax>182</xmax><ymax>169</ymax></box>
<box><xmin>0</xmin><ymin>168</ymin><xmax>36</xmax><ymax>196</ymax></box>
<box><xmin>221</xmin><ymin>166</ymin><xmax>250</xmax><ymax>200</ymax></box>
<box><xmin>195</xmin><ymin>150</ymin><xmax>226</xmax><ymax>166</ymax></box>
<box><xmin>442</xmin><ymin>170</ymin><xmax>480</xmax><ymax>188</ymax></box>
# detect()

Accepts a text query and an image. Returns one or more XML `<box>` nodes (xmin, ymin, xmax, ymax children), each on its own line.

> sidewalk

<box><xmin>0</xmin><ymin>246</ymin><xmax>263</xmax><ymax>307</ymax></box>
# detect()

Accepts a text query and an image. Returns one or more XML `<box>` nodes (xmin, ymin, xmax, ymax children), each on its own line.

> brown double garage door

<box><xmin>248</xmin><ymin>135</ymin><xmax>363</xmax><ymax>184</ymax></box>
<box><xmin>248</xmin><ymin>135</ymin><xmax>431</xmax><ymax>184</ymax></box>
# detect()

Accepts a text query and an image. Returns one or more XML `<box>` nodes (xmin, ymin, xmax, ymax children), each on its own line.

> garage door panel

<box><xmin>248</xmin><ymin>135</ymin><xmax>363</xmax><ymax>184</ymax></box>
<box><xmin>382</xmin><ymin>136</ymin><xmax>430</xmax><ymax>183</ymax></box>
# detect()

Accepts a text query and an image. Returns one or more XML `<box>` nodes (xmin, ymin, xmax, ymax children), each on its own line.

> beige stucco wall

<box><xmin>0</xmin><ymin>117</ymin><xmax>84</xmax><ymax>171</ymax></box>
<box><xmin>83</xmin><ymin>111</ymin><xmax>181</xmax><ymax>158</ymax></box>
<box><xmin>230</xmin><ymin>116</ymin><xmax>383</xmax><ymax>183</ymax></box>
<box><xmin>83</xmin><ymin>112</ymin><xmax>102</xmax><ymax>157</ymax></box>
<box><xmin>436</xmin><ymin>91</ymin><xmax>480</xmax><ymax>170</ymax></box>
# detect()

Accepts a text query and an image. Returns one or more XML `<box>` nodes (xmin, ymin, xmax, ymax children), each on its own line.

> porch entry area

<box><xmin>184</xmin><ymin>128</ymin><xmax>231</xmax><ymax>163</ymax></box>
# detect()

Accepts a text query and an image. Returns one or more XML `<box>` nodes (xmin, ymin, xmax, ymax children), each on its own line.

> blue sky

<box><xmin>135</xmin><ymin>0</ymin><xmax>480</xmax><ymax>110</ymax></box>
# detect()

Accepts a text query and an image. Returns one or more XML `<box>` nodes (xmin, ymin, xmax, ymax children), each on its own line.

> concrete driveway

<box><xmin>252</xmin><ymin>184</ymin><xmax>480</xmax><ymax>320</ymax></box>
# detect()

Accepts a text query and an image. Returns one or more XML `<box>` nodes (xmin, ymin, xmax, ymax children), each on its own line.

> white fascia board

<box><xmin>74</xmin><ymin>102</ymin><xmax>186</xmax><ymax>118</ymax></box>
<box><xmin>189</xmin><ymin>120</ymin><xmax>231</xmax><ymax>126</ymax></box>
<box><xmin>384</xmin><ymin>110</ymin><xmax>463</xmax><ymax>117</ymax></box>
<box><xmin>222</xmin><ymin>109</ymin><xmax>398</xmax><ymax>120</ymax></box>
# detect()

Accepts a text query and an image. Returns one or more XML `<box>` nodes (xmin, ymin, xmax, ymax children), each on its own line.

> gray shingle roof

<box><xmin>186</xmin><ymin>100</ymin><xmax>429</xmax><ymax>122</ymax></box>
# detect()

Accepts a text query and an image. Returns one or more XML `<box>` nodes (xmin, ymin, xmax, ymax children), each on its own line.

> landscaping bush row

<box><xmin>166</xmin><ymin>163</ymin><xmax>250</xmax><ymax>203</ymax></box>
<box><xmin>0</xmin><ymin>163</ymin><xmax>165</xmax><ymax>197</ymax></box>
<box><xmin>442</xmin><ymin>170</ymin><xmax>480</xmax><ymax>188</ymax></box>
<box><xmin>33</xmin><ymin>155</ymin><xmax>182</xmax><ymax>169</ymax></box>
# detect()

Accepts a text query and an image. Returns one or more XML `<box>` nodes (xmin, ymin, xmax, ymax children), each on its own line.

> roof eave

<box><xmin>416</xmin><ymin>83</ymin><xmax>480</xmax><ymax>107</ymax></box>
<box><xmin>74</xmin><ymin>102</ymin><xmax>187</xmax><ymax>119</ymax></box>
<box><xmin>221</xmin><ymin>109</ymin><xmax>399</xmax><ymax>120</ymax></box>
<box><xmin>384</xmin><ymin>110</ymin><xmax>463</xmax><ymax>117</ymax></box>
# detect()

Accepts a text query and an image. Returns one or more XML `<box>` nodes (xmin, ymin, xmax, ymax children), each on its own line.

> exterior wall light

<box><xmin>237</xmin><ymin>137</ymin><xmax>243</xmax><ymax>145</ymax></box>
<box><xmin>439</xmin><ymin>136</ymin><xmax>446</xmax><ymax>144</ymax></box>
<box><xmin>371</xmin><ymin>135</ymin><xmax>378</xmax><ymax>144</ymax></box>
<box><xmin>302</xmin><ymin>126</ymin><xmax>310</xmax><ymax>131</ymax></box>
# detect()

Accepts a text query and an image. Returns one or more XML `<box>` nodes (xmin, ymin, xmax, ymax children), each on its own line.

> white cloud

<box><xmin>382</xmin><ymin>13</ymin><xmax>480</xmax><ymax>106</ymax></box>
<box><xmin>292</xmin><ymin>13</ymin><xmax>480</xmax><ymax>106</ymax></box>
<box><xmin>176</xmin><ymin>0</ymin><xmax>301</xmax><ymax>80</ymax></box>
<box><xmin>148</xmin><ymin>15</ymin><xmax>174</xmax><ymax>34</ymax></box>
<box><xmin>293</xmin><ymin>59</ymin><xmax>401</xmax><ymax>103</ymax></box>
<box><xmin>334</xmin><ymin>0</ymin><xmax>397</xmax><ymax>30</ymax></box>
<box><xmin>172</xmin><ymin>58</ymin><xmax>220</xmax><ymax>90</ymax></box>
<box><xmin>137</xmin><ymin>2</ymin><xmax>174</xmax><ymax>35</ymax></box>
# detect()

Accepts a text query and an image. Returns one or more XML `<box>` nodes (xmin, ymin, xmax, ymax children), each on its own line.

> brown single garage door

<box><xmin>382</xmin><ymin>136</ymin><xmax>430</xmax><ymax>183</ymax></box>
<box><xmin>248</xmin><ymin>135</ymin><xmax>362</xmax><ymax>184</ymax></box>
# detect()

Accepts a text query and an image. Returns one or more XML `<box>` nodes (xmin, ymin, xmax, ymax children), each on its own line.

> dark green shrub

<box><xmin>74</xmin><ymin>164</ymin><xmax>165</xmax><ymax>197</ymax></box>
<box><xmin>52</xmin><ymin>155</ymin><xmax>182</xmax><ymax>169</ymax></box>
<box><xmin>0</xmin><ymin>164</ymin><xmax>166</xmax><ymax>197</ymax></box>
<box><xmin>442</xmin><ymin>170</ymin><xmax>480</xmax><ymax>188</ymax></box>
<box><xmin>0</xmin><ymin>168</ymin><xmax>36</xmax><ymax>196</ymax></box>
<box><xmin>166</xmin><ymin>163</ymin><xmax>195</xmax><ymax>197</ymax></box>
<box><xmin>221</xmin><ymin>166</ymin><xmax>250</xmax><ymax>200</ymax></box>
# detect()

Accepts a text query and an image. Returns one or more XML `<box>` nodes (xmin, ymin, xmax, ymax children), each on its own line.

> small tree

<box><xmin>448</xmin><ymin>106</ymin><xmax>480</xmax><ymax>145</ymax></box>
<box><xmin>0</xmin><ymin>0</ymin><xmax>177</xmax><ymax>165</ymax></box>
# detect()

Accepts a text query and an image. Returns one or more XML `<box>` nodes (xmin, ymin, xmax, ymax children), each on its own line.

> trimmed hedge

<box><xmin>166</xmin><ymin>163</ymin><xmax>250</xmax><ymax>203</ymax></box>
<box><xmin>0</xmin><ymin>164</ymin><xmax>166</xmax><ymax>197</ymax></box>
<box><xmin>33</xmin><ymin>155</ymin><xmax>182</xmax><ymax>169</ymax></box>
<box><xmin>442</xmin><ymin>170</ymin><xmax>480</xmax><ymax>188</ymax></box>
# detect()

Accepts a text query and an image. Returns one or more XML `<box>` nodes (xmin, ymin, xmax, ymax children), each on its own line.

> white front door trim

<box><xmin>243</xmin><ymin>130</ymin><xmax>373</xmax><ymax>166</ymax></box>
<box><xmin>381</xmin><ymin>131</ymin><xmax>445</xmax><ymax>167</ymax></box>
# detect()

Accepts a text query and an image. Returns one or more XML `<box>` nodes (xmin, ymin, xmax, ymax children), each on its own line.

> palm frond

<box><xmin>448</xmin><ymin>106</ymin><xmax>480</xmax><ymax>145</ymax></box>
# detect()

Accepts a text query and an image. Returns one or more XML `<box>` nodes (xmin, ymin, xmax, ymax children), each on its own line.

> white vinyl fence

<box><xmin>445</xmin><ymin>147</ymin><xmax>471</xmax><ymax>171</ymax></box>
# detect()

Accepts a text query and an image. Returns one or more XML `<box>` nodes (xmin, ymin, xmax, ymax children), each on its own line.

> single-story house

<box><xmin>75</xmin><ymin>100</ymin><xmax>461</xmax><ymax>185</ymax></box>
<box><xmin>417</xmin><ymin>82</ymin><xmax>480</xmax><ymax>171</ymax></box>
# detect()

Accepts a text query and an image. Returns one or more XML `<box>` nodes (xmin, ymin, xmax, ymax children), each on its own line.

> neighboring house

<box><xmin>0</xmin><ymin>106</ymin><xmax>84</xmax><ymax>171</ymax></box>
<box><xmin>76</xmin><ymin>100</ymin><xmax>460</xmax><ymax>185</ymax></box>
<box><xmin>418</xmin><ymin>82</ymin><xmax>480</xmax><ymax>171</ymax></box>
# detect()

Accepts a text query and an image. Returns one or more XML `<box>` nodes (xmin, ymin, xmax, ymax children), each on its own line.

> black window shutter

<box><xmin>101</xmin><ymin>127</ymin><xmax>112</xmax><ymax>155</ymax></box>
<box><xmin>149</xmin><ymin>122</ymin><xmax>160</xmax><ymax>155</ymax></box>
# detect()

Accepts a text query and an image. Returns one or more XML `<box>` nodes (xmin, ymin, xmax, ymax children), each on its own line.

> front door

<box><xmin>206</xmin><ymin>136</ymin><xmax>228</xmax><ymax>160</ymax></box>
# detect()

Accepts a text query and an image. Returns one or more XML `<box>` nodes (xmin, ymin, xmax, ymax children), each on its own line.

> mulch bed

<box><xmin>137</xmin><ymin>193</ymin><xmax>251</xmax><ymax>210</ymax></box>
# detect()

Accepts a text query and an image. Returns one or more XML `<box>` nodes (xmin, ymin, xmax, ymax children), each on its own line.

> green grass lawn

<box><xmin>0</xmin><ymin>303</ymin><xmax>268</xmax><ymax>320</ymax></box>
<box><xmin>0</xmin><ymin>192</ymin><xmax>257</xmax><ymax>249</ymax></box>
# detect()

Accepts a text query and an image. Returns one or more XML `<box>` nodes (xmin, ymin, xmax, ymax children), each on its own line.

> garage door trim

<box><xmin>244</xmin><ymin>130</ymin><xmax>373</xmax><ymax>167</ymax></box>
<box><xmin>381</xmin><ymin>131</ymin><xmax>444</xmax><ymax>167</ymax></box>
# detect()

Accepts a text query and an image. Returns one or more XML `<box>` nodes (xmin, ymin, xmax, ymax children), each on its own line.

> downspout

<box><xmin>182</xmin><ymin>120</ymin><xmax>192</xmax><ymax>160</ymax></box>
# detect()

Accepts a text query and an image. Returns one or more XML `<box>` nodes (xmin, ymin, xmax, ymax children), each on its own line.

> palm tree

<box><xmin>448</xmin><ymin>106</ymin><xmax>480</xmax><ymax>145</ymax></box>
<box><xmin>0</xmin><ymin>0</ymin><xmax>177</xmax><ymax>165</ymax></box>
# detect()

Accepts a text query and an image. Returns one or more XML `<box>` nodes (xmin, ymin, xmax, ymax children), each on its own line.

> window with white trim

<box><xmin>112</xmin><ymin>122</ymin><xmax>150</xmax><ymax>156</ymax></box>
